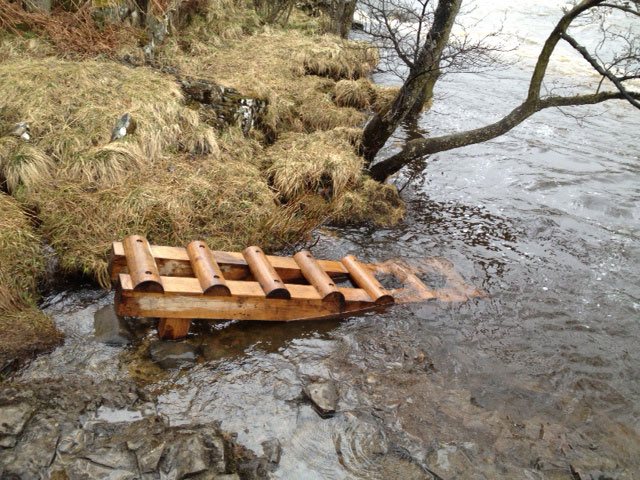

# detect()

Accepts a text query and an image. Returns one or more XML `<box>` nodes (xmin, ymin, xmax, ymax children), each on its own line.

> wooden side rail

<box><xmin>341</xmin><ymin>255</ymin><xmax>394</xmax><ymax>305</ymax></box>
<box><xmin>293</xmin><ymin>250</ymin><xmax>345</xmax><ymax>304</ymax></box>
<box><xmin>242</xmin><ymin>246</ymin><xmax>291</xmax><ymax>299</ymax></box>
<box><xmin>122</xmin><ymin>235</ymin><xmax>163</xmax><ymax>293</ymax></box>
<box><xmin>186</xmin><ymin>241</ymin><xmax>231</xmax><ymax>296</ymax></box>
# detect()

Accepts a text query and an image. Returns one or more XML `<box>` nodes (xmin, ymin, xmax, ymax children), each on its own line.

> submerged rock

<box><xmin>303</xmin><ymin>381</ymin><xmax>339</xmax><ymax>417</ymax></box>
<box><xmin>0</xmin><ymin>379</ymin><xmax>275</xmax><ymax>478</ymax></box>
<box><xmin>93</xmin><ymin>304</ymin><xmax>133</xmax><ymax>345</ymax></box>
<box><xmin>0</xmin><ymin>402</ymin><xmax>33</xmax><ymax>448</ymax></box>
<box><xmin>149</xmin><ymin>340</ymin><xmax>198</xmax><ymax>369</ymax></box>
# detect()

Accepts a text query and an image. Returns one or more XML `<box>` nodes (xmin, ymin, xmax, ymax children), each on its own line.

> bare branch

<box><xmin>560</xmin><ymin>31</ymin><xmax>640</xmax><ymax>109</ymax></box>
<box><xmin>369</xmin><ymin>90</ymin><xmax>640</xmax><ymax>181</ymax></box>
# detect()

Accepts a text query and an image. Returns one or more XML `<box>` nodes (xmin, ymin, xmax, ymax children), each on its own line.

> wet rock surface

<box><xmin>149</xmin><ymin>340</ymin><xmax>198</xmax><ymax>369</ymax></box>
<box><xmin>303</xmin><ymin>380</ymin><xmax>339</xmax><ymax>417</ymax></box>
<box><xmin>93</xmin><ymin>304</ymin><xmax>134</xmax><ymax>345</ymax></box>
<box><xmin>0</xmin><ymin>379</ymin><xmax>276</xmax><ymax>479</ymax></box>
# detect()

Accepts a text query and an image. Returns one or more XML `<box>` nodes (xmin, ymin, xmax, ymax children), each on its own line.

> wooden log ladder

<box><xmin>108</xmin><ymin>235</ymin><xmax>483</xmax><ymax>340</ymax></box>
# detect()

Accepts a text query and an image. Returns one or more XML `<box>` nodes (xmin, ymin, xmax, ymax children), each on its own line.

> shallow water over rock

<box><xmin>3</xmin><ymin>1</ymin><xmax>640</xmax><ymax>478</ymax></box>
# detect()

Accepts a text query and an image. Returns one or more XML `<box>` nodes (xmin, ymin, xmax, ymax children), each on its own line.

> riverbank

<box><xmin>0</xmin><ymin>1</ymin><xmax>404</xmax><ymax>366</ymax></box>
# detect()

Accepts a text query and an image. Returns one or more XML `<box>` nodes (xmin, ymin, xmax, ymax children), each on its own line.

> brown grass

<box><xmin>156</xmin><ymin>27</ymin><xmax>375</xmax><ymax>135</ymax></box>
<box><xmin>0</xmin><ymin>193</ymin><xmax>62</xmax><ymax>366</ymax></box>
<box><xmin>334</xmin><ymin>79</ymin><xmax>372</xmax><ymax>109</ymax></box>
<box><xmin>264</xmin><ymin>129</ymin><xmax>364</xmax><ymax>201</ymax></box>
<box><xmin>370</xmin><ymin>84</ymin><xmax>401</xmax><ymax>116</ymax></box>
<box><xmin>1</xmin><ymin>0</ymin><xmax>405</xmax><ymax>292</ymax></box>
<box><xmin>0</xmin><ymin>1</ymin><xmax>136</xmax><ymax>58</ymax></box>
<box><xmin>0</xmin><ymin>58</ymin><xmax>218</xmax><ymax>192</ymax></box>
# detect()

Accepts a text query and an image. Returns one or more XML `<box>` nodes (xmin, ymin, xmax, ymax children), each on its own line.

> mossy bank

<box><xmin>0</xmin><ymin>0</ymin><xmax>405</xmax><ymax>364</ymax></box>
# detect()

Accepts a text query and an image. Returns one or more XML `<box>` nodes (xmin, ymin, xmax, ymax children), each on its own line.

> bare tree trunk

<box><xmin>325</xmin><ymin>0</ymin><xmax>357</xmax><ymax>38</ymax></box>
<box><xmin>361</xmin><ymin>0</ymin><xmax>462</xmax><ymax>163</ymax></box>
<box><xmin>368</xmin><ymin>91</ymin><xmax>638</xmax><ymax>180</ymax></box>
<box><xmin>368</xmin><ymin>0</ymin><xmax>640</xmax><ymax>181</ymax></box>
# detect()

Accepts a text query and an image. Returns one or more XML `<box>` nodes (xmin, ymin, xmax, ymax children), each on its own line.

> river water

<box><xmin>12</xmin><ymin>1</ymin><xmax>640</xmax><ymax>479</ymax></box>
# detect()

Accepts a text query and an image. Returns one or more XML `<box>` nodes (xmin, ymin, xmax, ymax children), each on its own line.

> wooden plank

<box><xmin>157</xmin><ymin>318</ymin><xmax>191</xmax><ymax>340</ymax></box>
<box><xmin>110</xmin><ymin>242</ymin><xmax>351</xmax><ymax>283</ymax></box>
<box><xmin>118</xmin><ymin>274</ymin><xmax>372</xmax><ymax>303</ymax></box>
<box><xmin>122</xmin><ymin>235</ymin><xmax>163</xmax><ymax>293</ymax></box>
<box><xmin>293</xmin><ymin>250</ymin><xmax>345</xmax><ymax>303</ymax></box>
<box><xmin>186</xmin><ymin>241</ymin><xmax>231</xmax><ymax>296</ymax></box>
<box><xmin>116</xmin><ymin>286</ymin><xmax>378</xmax><ymax>321</ymax></box>
<box><xmin>342</xmin><ymin>255</ymin><xmax>394</xmax><ymax>305</ymax></box>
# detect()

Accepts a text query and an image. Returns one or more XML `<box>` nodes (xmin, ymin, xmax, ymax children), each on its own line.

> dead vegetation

<box><xmin>0</xmin><ymin>193</ymin><xmax>62</xmax><ymax>366</ymax></box>
<box><xmin>0</xmin><ymin>0</ymin><xmax>136</xmax><ymax>58</ymax></box>
<box><xmin>0</xmin><ymin>0</ymin><xmax>406</xmax><ymax>361</ymax></box>
<box><xmin>0</xmin><ymin>58</ymin><xmax>218</xmax><ymax>192</ymax></box>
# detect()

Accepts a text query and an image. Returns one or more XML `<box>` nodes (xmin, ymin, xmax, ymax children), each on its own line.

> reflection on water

<box><xmin>13</xmin><ymin>0</ymin><xmax>640</xmax><ymax>477</ymax></box>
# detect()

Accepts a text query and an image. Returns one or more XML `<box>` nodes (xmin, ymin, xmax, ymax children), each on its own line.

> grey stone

<box><xmin>180</xmin><ymin>78</ymin><xmax>267</xmax><ymax>135</ymax></box>
<box><xmin>85</xmin><ymin>446</ymin><xmax>137</xmax><ymax>471</ymax></box>
<box><xmin>23</xmin><ymin>0</ymin><xmax>51</xmax><ymax>14</ymax></box>
<box><xmin>303</xmin><ymin>381</ymin><xmax>339</xmax><ymax>417</ymax></box>
<box><xmin>94</xmin><ymin>305</ymin><xmax>133</xmax><ymax>345</ymax></box>
<box><xmin>0</xmin><ymin>435</ymin><xmax>16</xmax><ymax>448</ymax></box>
<box><xmin>58</xmin><ymin>428</ymin><xmax>93</xmax><ymax>455</ymax></box>
<box><xmin>1</xmin><ymin>415</ymin><xmax>59</xmax><ymax>477</ymax></box>
<box><xmin>147</xmin><ymin>16</ymin><xmax>169</xmax><ymax>45</ymax></box>
<box><xmin>6</xmin><ymin>122</ymin><xmax>31</xmax><ymax>141</ymax></box>
<box><xmin>160</xmin><ymin>433</ymin><xmax>209</xmax><ymax>479</ymax></box>
<box><xmin>93</xmin><ymin>0</ymin><xmax>136</xmax><ymax>25</ymax></box>
<box><xmin>149</xmin><ymin>341</ymin><xmax>198</xmax><ymax>369</ymax></box>
<box><xmin>137</xmin><ymin>440</ymin><xmax>166</xmax><ymax>473</ymax></box>
<box><xmin>0</xmin><ymin>402</ymin><xmax>33</xmax><ymax>436</ymax></box>
<box><xmin>110</xmin><ymin>113</ymin><xmax>137</xmax><ymax>142</ymax></box>
<box><xmin>261</xmin><ymin>438</ymin><xmax>281</xmax><ymax>465</ymax></box>
<box><xmin>67</xmin><ymin>458</ymin><xmax>137</xmax><ymax>480</ymax></box>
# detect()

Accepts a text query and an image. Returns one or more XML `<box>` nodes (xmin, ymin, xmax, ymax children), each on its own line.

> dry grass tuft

<box><xmin>0</xmin><ymin>193</ymin><xmax>62</xmax><ymax>365</ymax></box>
<box><xmin>333</xmin><ymin>178</ymin><xmax>406</xmax><ymax>226</ymax></box>
<box><xmin>334</xmin><ymin>79</ymin><xmax>371</xmax><ymax>109</ymax></box>
<box><xmin>0</xmin><ymin>57</ymin><xmax>218</xmax><ymax>191</ymax></box>
<box><xmin>264</xmin><ymin>130</ymin><xmax>363</xmax><ymax>202</ymax></box>
<box><xmin>370</xmin><ymin>84</ymin><xmax>401</xmax><ymax>116</ymax></box>
<box><xmin>0</xmin><ymin>0</ymin><xmax>406</xmax><ymax>292</ymax></box>
<box><xmin>0</xmin><ymin>137</ymin><xmax>55</xmax><ymax>193</ymax></box>
<box><xmin>294</xmin><ymin>39</ymin><xmax>379</xmax><ymax>80</ymax></box>
<box><xmin>0</xmin><ymin>193</ymin><xmax>44</xmax><ymax>312</ymax></box>
<box><xmin>0</xmin><ymin>307</ymin><xmax>63</xmax><ymax>367</ymax></box>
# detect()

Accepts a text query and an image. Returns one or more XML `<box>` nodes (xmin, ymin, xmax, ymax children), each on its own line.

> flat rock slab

<box><xmin>303</xmin><ymin>381</ymin><xmax>339</xmax><ymax>417</ymax></box>
<box><xmin>149</xmin><ymin>341</ymin><xmax>198</xmax><ymax>369</ymax></box>
<box><xmin>0</xmin><ymin>402</ymin><xmax>33</xmax><ymax>439</ymax></box>
<box><xmin>94</xmin><ymin>305</ymin><xmax>133</xmax><ymax>345</ymax></box>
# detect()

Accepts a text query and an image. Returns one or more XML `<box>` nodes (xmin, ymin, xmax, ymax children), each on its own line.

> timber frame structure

<box><xmin>109</xmin><ymin>235</ymin><xmax>483</xmax><ymax>340</ymax></box>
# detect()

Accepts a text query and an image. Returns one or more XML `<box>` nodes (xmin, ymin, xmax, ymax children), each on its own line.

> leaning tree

<box><xmin>357</xmin><ymin>0</ymin><xmax>640</xmax><ymax>181</ymax></box>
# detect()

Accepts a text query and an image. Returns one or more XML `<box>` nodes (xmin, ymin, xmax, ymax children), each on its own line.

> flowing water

<box><xmin>11</xmin><ymin>1</ymin><xmax>640</xmax><ymax>478</ymax></box>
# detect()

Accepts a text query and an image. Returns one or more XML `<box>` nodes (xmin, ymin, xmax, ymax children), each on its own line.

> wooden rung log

<box><xmin>158</xmin><ymin>318</ymin><xmax>192</xmax><ymax>340</ymax></box>
<box><xmin>186</xmin><ymin>241</ymin><xmax>231</xmax><ymax>296</ymax></box>
<box><xmin>122</xmin><ymin>235</ymin><xmax>163</xmax><ymax>293</ymax></box>
<box><xmin>293</xmin><ymin>250</ymin><xmax>345</xmax><ymax>304</ymax></box>
<box><xmin>242</xmin><ymin>246</ymin><xmax>291</xmax><ymax>299</ymax></box>
<box><xmin>341</xmin><ymin>255</ymin><xmax>394</xmax><ymax>305</ymax></box>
